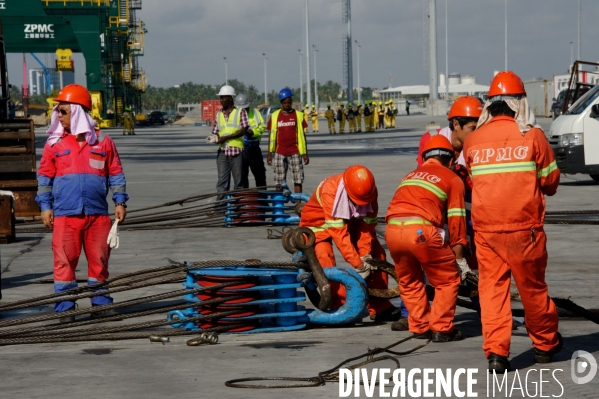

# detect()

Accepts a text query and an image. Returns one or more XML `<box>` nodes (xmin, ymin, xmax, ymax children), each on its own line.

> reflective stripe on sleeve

<box><xmin>308</xmin><ymin>219</ymin><xmax>345</xmax><ymax>233</ymax></box>
<box><xmin>447</xmin><ymin>208</ymin><xmax>466</xmax><ymax>217</ymax></box>
<box><xmin>363</xmin><ymin>216</ymin><xmax>378</xmax><ymax>224</ymax></box>
<box><xmin>398</xmin><ymin>180</ymin><xmax>447</xmax><ymax>200</ymax></box>
<box><xmin>537</xmin><ymin>160</ymin><xmax>558</xmax><ymax>178</ymax></box>
<box><xmin>471</xmin><ymin>161</ymin><xmax>536</xmax><ymax>176</ymax></box>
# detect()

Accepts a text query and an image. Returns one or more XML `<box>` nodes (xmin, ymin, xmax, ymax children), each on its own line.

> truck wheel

<box><xmin>590</xmin><ymin>174</ymin><xmax>599</xmax><ymax>183</ymax></box>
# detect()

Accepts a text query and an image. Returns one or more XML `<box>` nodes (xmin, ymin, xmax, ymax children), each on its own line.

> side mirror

<box><xmin>552</xmin><ymin>98</ymin><xmax>556</xmax><ymax>102</ymax></box>
<box><xmin>590</xmin><ymin>104</ymin><xmax>599</xmax><ymax>119</ymax></box>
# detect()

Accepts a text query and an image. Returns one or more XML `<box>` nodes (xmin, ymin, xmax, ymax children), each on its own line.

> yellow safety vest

<box><xmin>269</xmin><ymin>109</ymin><xmax>307</xmax><ymax>155</ymax></box>
<box><xmin>217</xmin><ymin>108</ymin><xmax>244</xmax><ymax>149</ymax></box>
<box><xmin>246</xmin><ymin>108</ymin><xmax>265</xmax><ymax>142</ymax></box>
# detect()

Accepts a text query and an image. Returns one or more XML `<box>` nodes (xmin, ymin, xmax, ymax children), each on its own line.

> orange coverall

<box><xmin>463</xmin><ymin>115</ymin><xmax>560</xmax><ymax>358</ymax></box>
<box><xmin>300</xmin><ymin>174</ymin><xmax>392</xmax><ymax>316</ymax></box>
<box><xmin>385</xmin><ymin>158</ymin><xmax>466</xmax><ymax>334</ymax></box>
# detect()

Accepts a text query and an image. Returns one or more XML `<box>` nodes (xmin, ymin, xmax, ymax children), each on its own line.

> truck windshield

<box><xmin>567</xmin><ymin>85</ymin><xmax>599</xmax><ymax>115</ymax></box>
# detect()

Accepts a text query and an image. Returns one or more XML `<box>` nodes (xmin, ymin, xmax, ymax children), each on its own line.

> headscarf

<box><xmin>476</xmin><ymin>96</ymin><xmax>542</xmax><ymax>135</ymax></box>
<box><xmin>331</xmin><ymin>178</ymin><xmax>373</xmax><ymax>220</ymax></box>
<box><xmin>47</xmin><ymin>104</ymin><xmax>98</xmax><ymax>146</ymax></box>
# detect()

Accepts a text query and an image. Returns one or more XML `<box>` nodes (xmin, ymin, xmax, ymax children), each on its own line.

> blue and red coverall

<box><xmin>36</xmin><ymin>132</ymin><xmax>128</xmax><ymax>311</ymax></box>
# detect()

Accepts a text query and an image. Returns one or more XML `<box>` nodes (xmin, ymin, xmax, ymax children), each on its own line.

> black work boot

<box><xmin>90</xmin><ymin>305</ymin><xmax>122</xmax><ymax>320</ymax></box>
<box><xmin>413</xmin><ymin>330</ymin><xmax>432</xmax><ymax>340</ymax></box>
<box><xmin>534</xmin><ymin>332</ymin><xmax>563</xmax><ymax>363</ymax></box>
<box><xmin>488</xmin><ymin>353</ymin><xmax>511</xmax><ymax>374</ymax></box>
<box><xmin>390</xmin><ymin>317</ymin><xmax>409</xmax><ymax>331</ymax></box>
<box><xmin>58</xmin><ymin>304</ymin><xmax>78</xmax><ymax>324</ymax></box>
<box><xmin>432</xmin><ymin>330</ymin><xmax>463</xmax><ymax>342</ymax></box>
<box><xmin>370</xmin><ymin>306</ymin><xmax>402</xmax><ymax>322</ymax></box>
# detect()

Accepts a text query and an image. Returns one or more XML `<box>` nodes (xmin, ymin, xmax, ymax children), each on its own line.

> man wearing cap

<box><xmin>377</xmin><ymin>101</ymin><xmax>385</xmax><ymax>129</ymax></box>
<box><xmin>36</xmin><ymin>84</ymin><xmax>128</xmax><ymax>322</ymax></box>
<box><xmin>310</xmin><ymin>105</ymin><xmax>319</xmax><ymax>133</ymax></box>
<box><xmin>210</xmin><ymin>85</ymin><xmax>250</xmax><ymax>201</ymax></box>
<box><xmin>122</xmin><ymin>107</ymin><xmax>135</xmax><ymax>136</ymax></box>
<box><xmin>324</xmin><ymin>104</ymin><xmax>336</xmax><ymax>134</ymax></box>
<box><xmin>355</xmin><ymin>103</ymin><xmax>363</xmax><ymax>133</ymax></box>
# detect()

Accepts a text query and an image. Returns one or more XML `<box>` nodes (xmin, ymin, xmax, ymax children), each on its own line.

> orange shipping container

<box><xmin>202</xmin><ymin>100</ymin><xmax>222</xmax><ymax>124</ymax></box>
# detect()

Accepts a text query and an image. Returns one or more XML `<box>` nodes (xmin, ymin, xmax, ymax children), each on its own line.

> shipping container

<box><xmin>201</xmin><ymin>100</ymin><xmax>221</xmax><ymax>123</ymax></box>
<box><xmin>523</xmin><ymin>79</ymin><xmax>554</xmax><ymax>118</ymax></box>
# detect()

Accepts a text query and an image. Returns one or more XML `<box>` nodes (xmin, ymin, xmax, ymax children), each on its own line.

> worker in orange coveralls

<box><xmin>463</xmin><ymin>71</ymin><xmax>562</xmax><ymax>374</ymax></box>
<box><xmin>300</xmin><ymin>165</ymin><xmax>401</xmax><ymax>321</ymax></box>
<box><xmin>385</xmin><ymin>135</ymin><xmax>467</xmax><ymax>342</ymax></box>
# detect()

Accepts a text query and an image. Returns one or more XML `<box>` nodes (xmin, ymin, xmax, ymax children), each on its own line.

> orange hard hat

<box><xmin>343</xmin><ymin>165</ymin><xmax>377</xmax><ymax>205</ymax></box>
<box><xmin>54</xmin><ymin>84</ymin><xmax>93</xmax><ymax>110</ymax></box>
<box><xmin>422</xmin><ymin>135</ymin><xmax>454</xmax><ymax>160</ymax></box>
<box><xmin>447</xmin><ymin>96</ymin><xmax>483</xmax><ymax>120</ymax></box>
<box><xmin>487</xmin><ymin>71</ymin><xmax>526</xmax><ymax>98</ymax></box>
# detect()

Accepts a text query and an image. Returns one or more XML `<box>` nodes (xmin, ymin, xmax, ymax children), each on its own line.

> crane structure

<box><xmin>0</xmin><ymin>0</ymin><xmax>146</xmax><ymax>127</ymax></box>
<box><xmin>29</xmin><ymin>53</ymin><xmax>52</xmax><ymax>95</ymax></box>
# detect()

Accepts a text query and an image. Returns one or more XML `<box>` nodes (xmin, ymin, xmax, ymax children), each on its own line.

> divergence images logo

<box><xmin>24</xmin><ymin>24</ymin><xmax>55</xmax><ymax>39</ymax></box>
<box><xmin>571</xmin><ymin>350</ymin><xmax>597</xmax><ymax>385</ymax></box>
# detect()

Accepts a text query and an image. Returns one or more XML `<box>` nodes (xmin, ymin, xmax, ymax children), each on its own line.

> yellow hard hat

<box><xmin>379</xmin><ymin>101</ymin><xmax>383</xmax><ymax>105</ymax></box>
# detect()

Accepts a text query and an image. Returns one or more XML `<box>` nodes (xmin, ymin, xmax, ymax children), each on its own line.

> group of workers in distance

<box><xmin>300</xmin><ymin>70</ymin><xmax>562</xmax><ymax>374</ymax></box>
<box><xmin>323</xmin><ymin>99</ymin><xmax>399</xmax><ymax>134</ymax></box>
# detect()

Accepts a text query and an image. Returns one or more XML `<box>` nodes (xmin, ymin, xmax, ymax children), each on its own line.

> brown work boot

<box><xmin>390</xmin><ymin>317</ymin><xmax>409</xmax><ymax>331</ymax></box>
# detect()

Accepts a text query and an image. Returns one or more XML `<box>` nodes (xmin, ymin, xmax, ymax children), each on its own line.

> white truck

<box><xmin>548</xmin><ymin>84</ymin><xmax>599</xmax><ymax>182</ymax></box>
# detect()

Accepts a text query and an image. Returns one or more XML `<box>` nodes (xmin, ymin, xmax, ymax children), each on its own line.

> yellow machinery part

<box><xmin>55</xmin><ymin>49</ymin><xmax>74</xmax><ymax>72</ymax></box>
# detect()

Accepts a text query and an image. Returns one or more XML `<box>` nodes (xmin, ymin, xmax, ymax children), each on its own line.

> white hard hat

<box><xmin>218</xmin><ymin>85</ymin><xmax>236</xmax><ymax>97</ymax></box>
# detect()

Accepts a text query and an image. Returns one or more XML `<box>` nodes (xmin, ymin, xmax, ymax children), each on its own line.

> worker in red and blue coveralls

<box><xmin>36</xmin><ymin>84</ymin><xmax>128</xmax><ymax>323</ymax></box>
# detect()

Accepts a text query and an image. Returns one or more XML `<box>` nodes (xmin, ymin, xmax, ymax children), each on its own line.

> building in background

<box><xmin>379</xmin><ymin>73</ymin><xmax>489</xmax><ymax>102</ymax></box>
<box><xmin>29</xmin><ymin>68</ymin><xmax>75</xmax><ymax>96</ymax></box>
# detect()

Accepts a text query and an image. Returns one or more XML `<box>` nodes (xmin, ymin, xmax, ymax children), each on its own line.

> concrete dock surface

<box><xmin>1</xmin><ymin>115</ymin><xmax>598</xmax><ymax>398</ymax></box>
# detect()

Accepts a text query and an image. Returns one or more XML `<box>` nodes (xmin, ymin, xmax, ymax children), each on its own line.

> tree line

<box><xmin>7</xmin><ymin>79</ymin><xmax>378</xmax><ymax>111</ymax></box>
<box><xmin>141</xmin><ymin>79</ymin><xmax>377</xmax><ymax>111</ymax></box>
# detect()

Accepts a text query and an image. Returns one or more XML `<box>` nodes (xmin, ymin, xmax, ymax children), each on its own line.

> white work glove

<box><xmin>205</xmin><ymin>135</ymin><xmax>218</xmax><ymax>144</ymax></box>
<box><xmin>107</xmin><ymin>219</ymin><xmax>120</xmax><ymax>249</ymax></box>
<box><xmin>355</xmin><ymin>262</ymin><xmax>371</xmax><ymax>280</ymax></box>
<box><xmin>456</xmin><ymin>258</ymin><xmax>471</xmax><ymax>281</ymax></box>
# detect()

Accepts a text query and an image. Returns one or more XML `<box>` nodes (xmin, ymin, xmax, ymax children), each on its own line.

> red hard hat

<box><xmin>54</xmin><ymin>84</ymin><xmax>93</xmax><ymax>110</ymax></box>
<box><xmin>447</xmin><ymin>96</ymin><xmax>483</xmax><ymax>120</ymax></box>
<box><xmin>488</xmin><ymin>71</ymin><xmax>526</xmax><ymax>98</ymax></box>
<box><xmin>422</xmin><ymin>135</ymin><xmax>454</xmax><ymax>160</ymax></box>
<box><xmin>343</xmin><ymin>165</ymin><xmax>377</xmax><ymax>205</ymax></box>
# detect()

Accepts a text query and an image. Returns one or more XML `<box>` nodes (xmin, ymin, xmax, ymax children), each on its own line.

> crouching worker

<box><xmin>300</xmin><ymin>165</ymin><xmax>401</xmax><ymax>321</ymax></box>
<box><xmin>385</xmin><ymin>135</ymin><xmax>467</xmax><ymax>342</ymax></box>
<box><xmin>36</xmin><ymin>84</ymin><xmax>128</xmax><ymax>323</ymax></box>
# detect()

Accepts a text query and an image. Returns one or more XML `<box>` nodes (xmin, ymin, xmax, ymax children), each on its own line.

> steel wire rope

<box><xmin>225</xmin><ymin>335</ymin><xmax>431</xmax><ymax>389</ymax></box>
<box><xmin>0</xmin><ymin>280</ymin><xmax>246</xmax><ymax>328</ymax></box>
<box><xmin>9</xmin><ymin>307</ymin><xmax>243</xmax><ymax>340</ymax></box>
<box><xmin>0</xmin><ymin>324</ymin><xmax>249</xmax><ymax>346</ymax></box>
<box><xmin>0</xmin><ymin>260</ymin><xmax>302</xmax><ymax>312</ymax></box>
